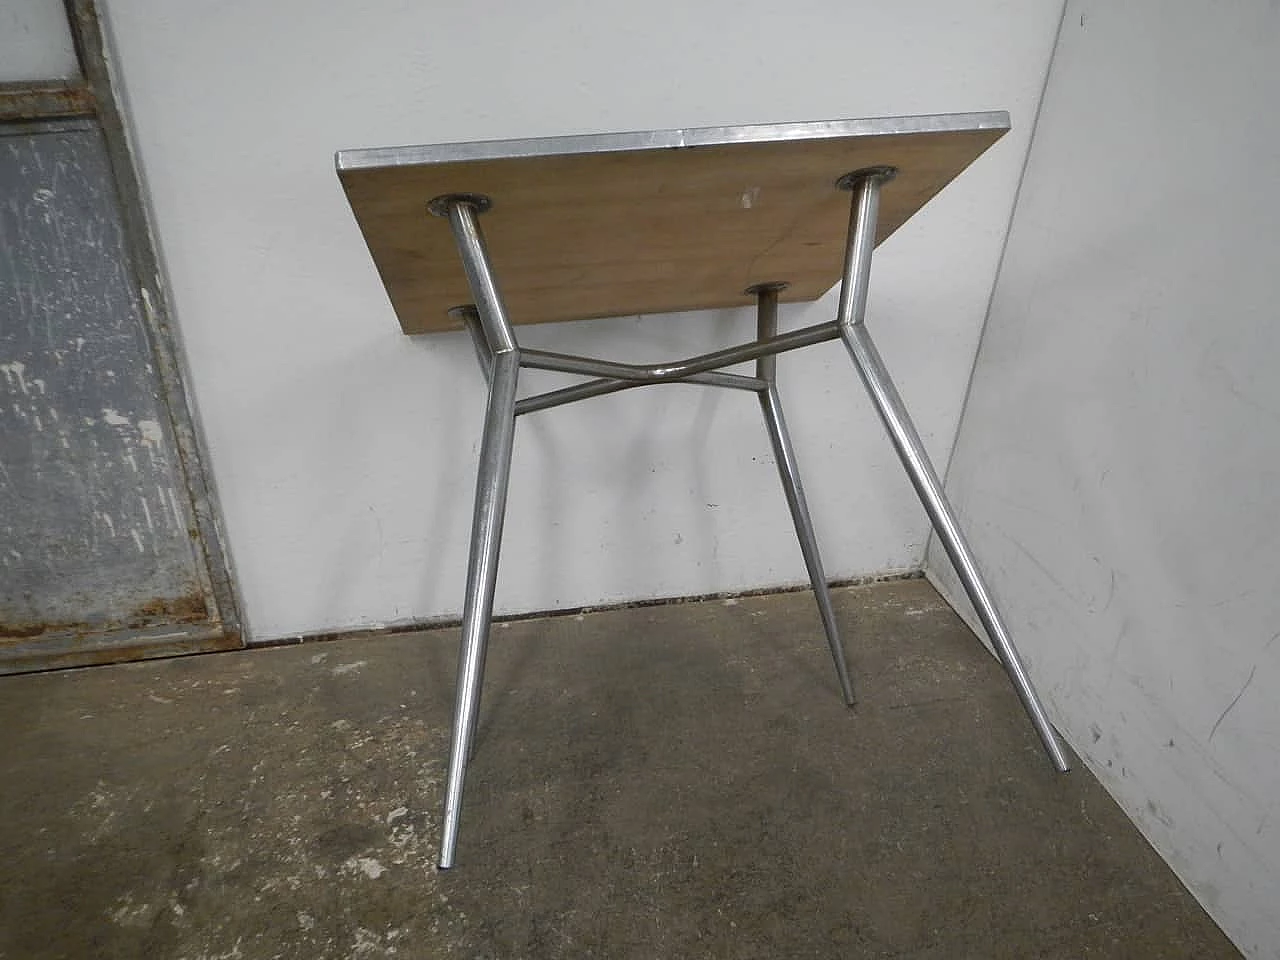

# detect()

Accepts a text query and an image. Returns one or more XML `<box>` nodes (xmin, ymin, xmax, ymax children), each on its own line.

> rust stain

<box><xmin>0</xmin><ymin>81</ymin><xmax>96</xmax><ymax>122</ymax></box>
<box><xmin>2</xmin><ymin>631</ymin><xmax>241</xmax><ymax>676</ymax></box>
<box><xmin>0</xmin><ymin>620</ymin><xmax>85</xmax><ymax>640</ymax></box>
<box><xmin>0</xmin><ymin>586</ymin><xmax>239</xmax><ymax>675</ymax></box>
<box><xmin>2</xmin><ymin>590</ymin><xmax>209</xmax><ymax>642</ymax></box>
<box><xmin>125</xmin><ymin>592</ymin><xmax>209</xmax><ymax>627</ymax></box>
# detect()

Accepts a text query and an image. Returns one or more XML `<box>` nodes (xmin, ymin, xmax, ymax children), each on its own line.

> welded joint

<box><xmin>835</xmin><ymin>165</ymin><xmax>898</xmax><ymax>191</ymax></box>
<box><xmin>427</xmin><ymin>192</ymin><xmax>493</xmax><ymax>218</ymax></box>
<box><xmin>519</xmin><ymin>322</ymin><xmax>840</xmax><ymax>387</ymax></box>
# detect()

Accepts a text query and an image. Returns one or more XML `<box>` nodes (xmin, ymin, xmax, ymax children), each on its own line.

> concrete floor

<box><xmin>0</xmin><ymin>579</ymin><xmax>1238</xmax><ymax>959</ymax></box>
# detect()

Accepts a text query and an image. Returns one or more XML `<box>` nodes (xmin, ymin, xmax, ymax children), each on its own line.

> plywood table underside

<box><xmin>337</xmin><ymin>115</ymin><xmax>1008</xmax><ymax>335</ymax></box>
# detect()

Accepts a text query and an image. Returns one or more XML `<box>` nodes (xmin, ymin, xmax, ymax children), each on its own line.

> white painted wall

<box><xmin>931</xmin><ymin>2</ymin><xmax>1280</xmax><ymax>955</ymax></box>
<box><xmin>98</xmin><ymin>0</ymin><xmax>1063</xmax><ymax>641</ymax></box>
<box><xmin>0</xmin><ymin>0</ymin><xmax>79</xmax><ymax>81</ymax></box>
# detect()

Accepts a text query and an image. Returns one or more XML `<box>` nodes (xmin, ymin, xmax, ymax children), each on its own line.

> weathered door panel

<box><xmin>1</xmin><ymin>119</ymin><xmax>234</xmax><ymax>671</ymax></box>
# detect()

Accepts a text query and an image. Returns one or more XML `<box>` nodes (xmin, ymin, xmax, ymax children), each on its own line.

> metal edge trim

<box><xmin>335</xmin><ymin>111</ymin><xmax>1011</xmax><ymax>172</ymax></box>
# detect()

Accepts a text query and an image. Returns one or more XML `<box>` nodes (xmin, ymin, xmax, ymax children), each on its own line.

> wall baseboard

<box><xmin>249</xmin><ymin>568</ymin><xmax>926</xmax><ymax>652</ymax></box>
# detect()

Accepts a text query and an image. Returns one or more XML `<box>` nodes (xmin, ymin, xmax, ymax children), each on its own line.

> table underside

<box><xmin>337</xmin><ymin>113</ymin><xmax>1008</xmax><ymax>335</ymax></box>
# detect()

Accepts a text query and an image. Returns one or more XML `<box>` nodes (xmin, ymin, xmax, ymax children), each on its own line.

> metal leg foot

<box><xmin>834</xmin><ymin>172</ymin><xmax>1070</xmax><ymax>772</ymax></box>
<box><xmin>759</xmin><ymin>384</ymin><xmax>856</xmax><ymax>704</ymax></box>
<box><xmin>750</xmin><ymin>283</ymin><xmax>855</xmax><ymax>705</ymax></box>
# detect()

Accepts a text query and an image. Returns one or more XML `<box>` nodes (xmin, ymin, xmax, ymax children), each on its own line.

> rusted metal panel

<box><xmin>0</xmin><ymin>120</ymin><xmax>212</xmax><ymax>651</ymax></box>
<box><xmin>0</xmin><ymin>621</ymin><xmax>241</xmax><ymax>675</ymax></box>
<box><xmin>0</xmin><ymin>80</ymin><xmax>95</xmax><ymax>122</ymax></box>
<box><xmin>68</xmin><ymin>0</ymin><xmax>242</xmax><ymax>639</ymax></box>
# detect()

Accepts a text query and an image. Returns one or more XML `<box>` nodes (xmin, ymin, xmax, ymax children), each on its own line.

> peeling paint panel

<box><xmin>0</xmin><ymin>121</ymin><xmax>206</xmax><ymax>638</ymax></box>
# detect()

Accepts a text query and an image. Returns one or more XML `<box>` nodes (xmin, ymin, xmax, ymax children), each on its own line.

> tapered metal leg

<box><xmin>750</xmin><ymin>283</ymin><xmax>855</xmax><ymax>705</ymax></box>
<box><xmin>834</xmin><ymin>171</ymin><xmax>1070</xmax><ymax>772</ymax></box>
<box><xmin>436</xmin><ymin>197</ymin><xmax>522</xmax><ymax>868</ymax></box>
<box><xmin>843</xmin><ymin>324</ymin><xmax>1069</xmax><ymax>770</ymax></box>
